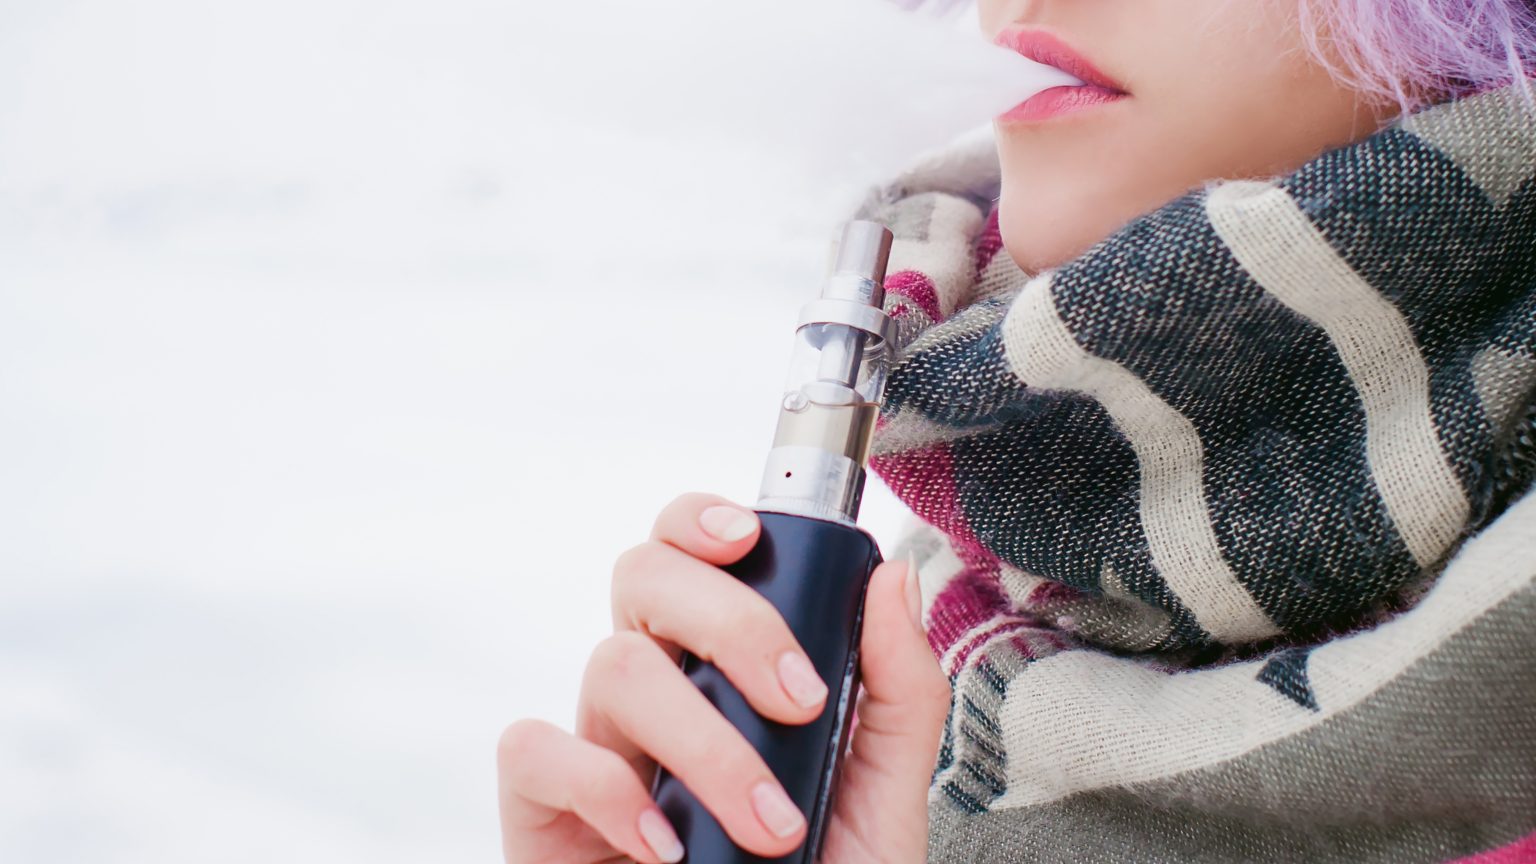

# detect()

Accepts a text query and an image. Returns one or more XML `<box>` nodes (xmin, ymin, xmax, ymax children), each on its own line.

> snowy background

<box><xmin>0</xmin><ymin>0</ymin><xmax>1017</xmax><ymax>860</ymax></box>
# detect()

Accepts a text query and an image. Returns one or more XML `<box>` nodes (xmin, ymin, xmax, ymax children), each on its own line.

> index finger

<box><xmin>650</xmin><ymin>492</ymin><xmax>762</xmax><ymax>566</ymax></box>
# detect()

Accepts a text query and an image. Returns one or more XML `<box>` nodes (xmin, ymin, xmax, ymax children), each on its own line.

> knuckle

<box><xmin>719</xmin><ymin>596</ymin><xmax>784</xmax><ymax>651</ymax></box>
<box><xmin>612</xmin><ymin>541</ymin><xmax>660</xmax><ymax>585</ymax></box>
<box><xmin>496</xmin><ymin>719</ymin><xmax>550</xmax><ymax>778</ymax></box>
<box><xmin>587</xmin><ymin>630</ymin><xmax>654</xmax><ymax>685</ymax></box>
<box><xmin>574</xmin><ymin>750</ymin><xmax>638</xmax><ymax>811</ymax></box>
<box><xmin>722</xmin><ymin>610</ymin><xmax>798</xmax><ymax>679</ymax></box>
<box><xmin>693</xmin><ymin>734</ymin><xmax>764</xmax><ymax>788</ymax></box>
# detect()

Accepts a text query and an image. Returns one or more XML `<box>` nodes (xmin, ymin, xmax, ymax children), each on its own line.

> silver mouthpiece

<box><xmin>833</xmin><ymin>220</ymin><xmax>895</xmax><ymax>286</ymax></box>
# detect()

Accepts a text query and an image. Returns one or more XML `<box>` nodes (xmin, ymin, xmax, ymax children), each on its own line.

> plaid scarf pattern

<box><xmin>853</xmin><ymin>76</ymin><xmax>1536</xmax><ymax>862</ymax></box>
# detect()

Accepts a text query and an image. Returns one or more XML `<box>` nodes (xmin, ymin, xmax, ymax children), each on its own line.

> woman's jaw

<box><xmin>978</xmin><ymin>0</ymin><xmax>1399</xmax><ymax>276</ymax></box>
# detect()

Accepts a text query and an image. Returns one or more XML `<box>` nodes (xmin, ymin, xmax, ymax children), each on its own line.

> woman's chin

<box><xmin>998</xmin><ymin>215</ymin><xmax>1097</xmax><ymax>276</ymax></box>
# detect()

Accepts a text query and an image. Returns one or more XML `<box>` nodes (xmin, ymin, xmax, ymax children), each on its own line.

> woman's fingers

<box><xmin>611</xmin><ymin>538</ymin><xmax>829</xmax><ymax>725</ymax></box>
<box><xmin>852</xmin><ymin>556</ymin><xmax>950</xmax><ymax>774</ymax></box>
<box><xmin>497</xmin><ymin>718</ymin><xmax>685</xmax><ymax>864</ymax></box>
<box><xmin>503</xmin><ymin>492</ymin><xmax>944</xmax><ymax>863</ymax></box>
<box><xmin>648</xmin><ymin>492</ymin><xmax>762</xmax><ymax>564</ymax></box>
<box><xmin>577</xmin><ymin>630</ymin><xmax>810</xmax><ymax>858</ymax></box>
<box><xmin>823</xmin><ymin>556</ymin><xmax>952</xmax><ymax>863</ymax></box>
<box><xmin>855</xmin><ymin>556</ymin><xmax>951</xmax><ymax>738</ymax></box>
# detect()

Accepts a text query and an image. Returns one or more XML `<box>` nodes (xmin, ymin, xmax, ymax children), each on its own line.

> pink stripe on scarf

<box><xmin>869</xmin><ymin>442</ymin><xmax>994</xmax><ymax>568</ymax></box>
<box><xmin>973</xmin><ymin>206</ymin><xmax>1006</xmax><ymax>278</ymax></box>
<box><xmin>884</xmin><ymin>270</ymin><xmax>943</xmax><ymax>323</ymax></box>
<box><xmin>1027</xmin><ymin>579</ymin><xmax>1086</xmax><ymax>607</ymax></box>
<box><xmin>946</xmin><ymin>617</ymin><xmax>1037</xmax><ymax>677</ymax></box>
<box><xmin>925</xmin><ymin>565</ymin><xmax>1010</xmax><ymax>659</ymax></box>
<box><xmin>1443</xmin><ymin>830</ymin><xmax>1536</xmax><ymax>863</ymax></box>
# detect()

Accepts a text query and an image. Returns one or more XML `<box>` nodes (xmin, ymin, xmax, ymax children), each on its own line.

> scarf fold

<box><xmin>851</xmin><ymin>77</ymin><xmax>1536</xmax><ymax>862</ymax></box>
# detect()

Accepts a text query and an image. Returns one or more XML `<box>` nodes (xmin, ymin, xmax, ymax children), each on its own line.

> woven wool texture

<box><xmin>852</xmin><ymin>76</ymin><xmax>1536</xmax><ymax>862</ymax></box>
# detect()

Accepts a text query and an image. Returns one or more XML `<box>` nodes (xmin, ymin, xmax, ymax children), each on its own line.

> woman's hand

<box><xmin>496</xmin><ymin>492</ymin><xmax>951</xmax><ymax>863</ymax></box>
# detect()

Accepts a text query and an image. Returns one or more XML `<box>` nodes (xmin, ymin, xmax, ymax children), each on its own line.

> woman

<box><xmin>498</xmin><ymin>1</ymin><xmax>1536</xmax><ymax>861</ymax></box>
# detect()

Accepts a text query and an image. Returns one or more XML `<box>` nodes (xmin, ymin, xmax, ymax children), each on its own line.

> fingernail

<box><xmin>904</xmin><ymin>551</ymin><xmax>923</xmax><ymax>627</ymax></box>
<box><xmin>638</xmin><ymin>808</ymin><xmax>685</xmax><ymax>863</ymax></box>
<box><xmin>777</xmin><ymin>651</ymin><xmax>828</xmax><ymax>709</ymax></box>
<box><xmin>699</xmin><ymin>505</ymin><xmax>757</xmax><ymax>543</ymax></box>
<box><xmin>750</xmin><ymin>780</ymin><xmax>805</xmax><ymax>838</ymax></box>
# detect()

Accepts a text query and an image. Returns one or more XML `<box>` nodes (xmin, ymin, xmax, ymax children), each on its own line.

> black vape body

<box><xmin>649</xmin><ymin>510</ymin><xmax>882</xmax><ymax>863</ymax></box>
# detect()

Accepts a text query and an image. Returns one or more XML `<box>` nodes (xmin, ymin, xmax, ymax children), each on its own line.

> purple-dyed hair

<box><xmin>898</xmin><ymin>0</ymin><xmax>1536</xmax><ymax>113</ymax></box>
<box><xmin>1297</xmin><ymin>0</ymin><xmax>1536</xmax><ymax>111</ymax></box>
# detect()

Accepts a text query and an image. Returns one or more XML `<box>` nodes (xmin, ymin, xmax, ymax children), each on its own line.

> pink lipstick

<box><xmin>993</xmin><ymin>29</ymin><xmax>1129</xmax><ymax>124</ymax></box>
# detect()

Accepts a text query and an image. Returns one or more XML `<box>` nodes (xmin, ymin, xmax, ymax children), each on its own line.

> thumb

<box><xmin>847</xmin><ymin>554</ymin><xmax>952</xmax><ymax>797</ymax></box>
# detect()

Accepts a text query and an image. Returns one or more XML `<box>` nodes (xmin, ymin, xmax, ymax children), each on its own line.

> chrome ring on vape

<box><xmin>794</xmin><ymin>298</ymin><xmax>895</xmax><ymax>348</ymax></box>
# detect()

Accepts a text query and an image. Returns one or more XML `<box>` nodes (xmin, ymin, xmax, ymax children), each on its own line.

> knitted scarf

<box><xmin>853</xmin><ymin>76</ymin><xmax>1536</xmax><ymax>862</ymax></box>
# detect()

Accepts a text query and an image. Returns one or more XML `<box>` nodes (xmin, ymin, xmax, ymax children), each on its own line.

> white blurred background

<box><xmin>0</xmin><ymin>0</ymin><xmax>1004</xmax><ymax>860</ymax></box>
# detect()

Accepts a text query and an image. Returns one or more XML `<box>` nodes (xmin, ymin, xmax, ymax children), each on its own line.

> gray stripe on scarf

<box><xmin>926</xmin><ymin>578</ymin><xmax>1536</xmax><ymax>863</ymax></box>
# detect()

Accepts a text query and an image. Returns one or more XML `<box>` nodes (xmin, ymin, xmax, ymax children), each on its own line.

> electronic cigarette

<box><xmin>649</xmin><ymin>220</ymin><xmax>896</xmax><ymax>863</ymax></box>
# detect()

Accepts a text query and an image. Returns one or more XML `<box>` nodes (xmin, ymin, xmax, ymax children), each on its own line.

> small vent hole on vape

<box><xmin>785</xmin><ymin>471</ymin><xmax>793</xmax><ymax>478</ymax></box>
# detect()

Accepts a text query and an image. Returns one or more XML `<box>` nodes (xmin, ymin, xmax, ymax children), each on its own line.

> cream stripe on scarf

<box><xmin>1206</xmin><ymin>181</ymin><xmax>1471</xmax><ymax>569</ymax></box>
<box><xmin>990</xmin><ymin>482</ymin><xmax>1536</xmax><ymax>811</ymax></box>
<box><xmin>1401</xmin><ymin>81</ymin><xmax>1536</xmax><ymax>208</ymax></box>
<box><xmin>918</xmin><ymin>531</ymin><xmax>970</xmax><ymax>625</ymax></box>
<box><xmin>884</xmin><ymin>193</ymin><xmax>988</xmax><ymax>320</ymax></box>
<box><xmin>1000</xmin><ymin>276</ymin><xmax>1281</xmax><ymax>643</ymax></box>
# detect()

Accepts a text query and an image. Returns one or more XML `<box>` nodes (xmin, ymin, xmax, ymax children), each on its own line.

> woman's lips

<box><xmin>993</xmin><ymin>28</ymin><xmax>1129</xmax><ymax>123</ymax></box>
<box><xmin>999</xmin><ymin>85</ymin><xmax>1126</xmax><ymax>124</ymax></box>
